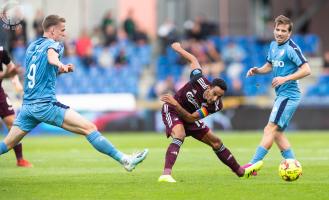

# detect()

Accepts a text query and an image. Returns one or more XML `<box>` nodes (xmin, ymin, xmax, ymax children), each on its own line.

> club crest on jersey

<box><xmin>186</xmin><ymin>91</ymin><xmax>200</xmax><ymax>109</ymax></box>
<box><xmin>278</xmin><ymin>49</ymin><xmax>285</xmax><ymax>57</ymax></box>
<box><xmin>192</xmin><ymin>89</ymin><xmax>197</xmax><ymax>94</ymax></box>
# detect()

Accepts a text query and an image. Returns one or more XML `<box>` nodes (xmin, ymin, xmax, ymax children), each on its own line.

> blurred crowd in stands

<box><xmin>0</xmin><ymin>9</ymin><xmax>327</xmax><ymax>99</ymax></box>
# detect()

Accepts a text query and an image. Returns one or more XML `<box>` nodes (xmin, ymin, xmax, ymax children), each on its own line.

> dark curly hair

<box><xmin>210</xmin><ymin>78</ymin><xmax>227</xmax><ymax>91</ymax></box>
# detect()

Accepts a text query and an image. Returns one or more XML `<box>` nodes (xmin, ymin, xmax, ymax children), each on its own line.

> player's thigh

<box><xmin>2</xmin><ymin>114</ymin><xmax>15</xmax><ymax>129</ymax></box>
<box><xmin>4</xmin><ymin>126</ymin><xmax>28</xmax><ymax>149</ymax></box>
<box><xmin>171</xmin><ymin>124</ymin><xmax>186</xmax><ymax>140</ymax></box>
<box><xmin>162</xmin><ymin>103</ymin><xmax>186</xmax><ymax>140</ymax></box>
<box><xmin>61</xmin><ymin>108</ymin><xmax>97</xmax><ymax>135</ymax></box>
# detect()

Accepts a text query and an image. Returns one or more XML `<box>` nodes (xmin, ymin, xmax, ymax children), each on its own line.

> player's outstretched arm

<box><xmin>246</xmin><ymin>62</ymin><xmax>272</xmax><ymax>77</ymax></box>
<box><xmin>161</xmin><ymin>94</ymin><xmax>201</xmax><ymax>123</ymax></box>
<box><xmin>171</xmin><ymin>42</ymin><xmax>201</xmax><ymax>71</ymax></box>
<box><xmin>0</xmin><ymin>61</ymin><xmax>22</xmax><ymax>79</ymax></box>
<box><xmin>47</xmin><ymin>49</ymin><xmax>74</xmax><ymax>73</ymax></box>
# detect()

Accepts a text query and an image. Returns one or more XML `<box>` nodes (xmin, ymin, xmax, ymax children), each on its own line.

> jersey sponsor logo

<box><xmin>186</xmin><ymin>91</ymin><xmax>200</xmax><ymax>109</ymax></box>
<box><xmin>272</xmin><ymin>60</ymin><xmax>285</xmax><ymax>67</ymax></box>
<box><xmin>197</xmin><ymin>78</ymin><xmax>208</xmax><ymax>89</ymax></box>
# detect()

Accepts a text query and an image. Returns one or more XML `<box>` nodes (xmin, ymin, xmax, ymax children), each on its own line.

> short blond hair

<box><xmin>274</xmin><ymin>15</ymin><xmax>293</xmax><ymax>32</ymax></box>
<box><xmin>42</xmin><ymin>15</ymin><xmax>66</xmax><ymax>31</ymax></box>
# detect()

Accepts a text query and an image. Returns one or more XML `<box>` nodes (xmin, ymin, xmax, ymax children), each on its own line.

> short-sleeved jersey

<box><xmin>23</xmin><ymin>37</ymin><xmax>64</xmax><ymax>104</ymax></box>
<box><xmin>0</xmin><ymin>46</ymin><xmax>12</xmax><ymax>100</ymax></box>
<box><xmin>174</xmin><ymin>68</ymin><xmax>223</xmax><ymax>115</ymax></box>
<box><xmin>266</xmin><ymin>39</ymin><xmax>307</xmax><ymax>99</ymax></box>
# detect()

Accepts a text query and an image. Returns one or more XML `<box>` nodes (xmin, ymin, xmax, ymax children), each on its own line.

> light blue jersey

<box><xmin>23</xmin><ymin>37</ymin><xmax>64</xmax><ymax>104</ymax></box>
<box><xmin>267</xmin><ymin>39</ymin><xmax>307</xmax><ymax>99</ymax></box>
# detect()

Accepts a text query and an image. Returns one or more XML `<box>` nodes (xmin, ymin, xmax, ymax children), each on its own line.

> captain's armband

<box><xmin>197</xmin><ymin>107</ymin><xmax>209</xmax><ymax>119</ymax></box>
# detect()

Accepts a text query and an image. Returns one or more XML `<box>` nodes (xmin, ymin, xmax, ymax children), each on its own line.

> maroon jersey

<box><xmin>174</xmin><ymin>68</ymin><xmax>223</xmax><ymax>115</ymax></box>
<box><xmin>0</xmin><ymin>46</ymin><xmax>12</xmax><ymax>103</ymax></box>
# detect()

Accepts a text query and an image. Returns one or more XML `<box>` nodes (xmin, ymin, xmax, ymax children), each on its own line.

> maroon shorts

<box><xmin>0</xmin><ymin>93</ymin><xmax>15</xmax><ymax>118</ymax></box>
<box><xmin>161</xmin><ymin>103</ymin><xmax>209</xmax><ymax>139</ymax></box>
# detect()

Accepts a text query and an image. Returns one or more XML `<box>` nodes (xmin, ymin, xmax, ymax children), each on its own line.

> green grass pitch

<box><xmin>1</xmin><ymin>131</ymin><xmax>329</xmax><ymax>200</ymax></box>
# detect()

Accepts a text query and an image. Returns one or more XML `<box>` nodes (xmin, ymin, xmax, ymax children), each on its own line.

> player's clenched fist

<box><xmin>171</xmin><ymin>42</ymin><xmax>181</xmax><ymax>51</ymax></box>
<box><xmin>160</xmin><ymin>94</ymin><xmax>178</xmax><ymax>107</ymax></box>
<box><xmin>246</xmin><ymin>67</ymin><xmax>259</xmax><ymax>77</ymax></box>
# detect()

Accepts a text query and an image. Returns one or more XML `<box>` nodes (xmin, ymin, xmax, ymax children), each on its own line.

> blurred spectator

<box><xmin>98</xmin><ymin>47</ymin><xmax>114</xmax><ymax>68</ymax></box>
<box><xmin>226</xmin><ymin>62</ymin><xmax>244</xmax><ymax>96</ymax></box>
<box><xmin>257</xmin><ymin>19</ymin><xmax>274</xmax><ymax>45</ymax></box>
<box><xmin>0</xmin><ymin>23</ymin><xmax>10</xmax><ymax>50</ymax></box>
<box><xmin>63</xmin><ymin>41</ymin><xmax>83</xmax><ymax>68</ymax></box>
<box><xmin>90</xmin><ymin>26</ymin><xmax>103</xmax><ymax>47</ymax></box>
<box><xmin>184</xmin><ymin>15</ymin><xmax>218</xmax><ymax>41</ymax></box>
<box><xmin>186</xmin><ymin>40</ymin><xmax>223</xmax><ymax>79</ymax></box>
<box><xmin>104</xmin><ymin>23</ymin><xmax>117</xmax><ymax>46</ymax></box>
<box><xmin>76</xmin><ymin>29</ymin><xmax>92</xmax><ymax>57</ymax></box>
<box><xmin>184</xmin><ymin>19</ymin><xmax>203</xmax><ymax>40</ymax></box>
<box><xmin>101</xmin><ymin>10</ymin><xmax>116</xmax><ymax>35</ymax></box>
<box><xmin>222</xmin><ymin>41</ymin><xmax>246</xmax><ymax>96</ymax></box>
<box><xmin>33</xmin><ymin>10</ymin><xmax>44</xmax><ymax>38</ymax></box>
<box><xmin>75</xmin><ymin>29</ymin><xmax>95</xmax><ymax>67</ymax></box>
<box><xmin>158</xmin><ymin>19</ymin><xmax>178</xmax><ymax>55</ymax></box>
<box><xmin>222</xmin><ymin>41</ymin><xmax>246</xmax><ymax>64</ymax></box>
<box><xmin>133</xmin><ymin>26</ymin><xmax>149</xmax><ymax>44</ymax></box>
<box><xmin>114</xmin><ymin>49</ymin><xmax>128</xmax><ymax>67</ymax></box>
<box><xmin>123</xmin><ymin>9</ymin><xmax>136</xmax><ymax>40</ymax></box>
<box><xmin>9</xmin><ymin>10</ymin><xmax>27</xmax><ymax>52</ymax></box>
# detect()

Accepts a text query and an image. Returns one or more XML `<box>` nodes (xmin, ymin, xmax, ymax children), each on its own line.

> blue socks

<box><xmin>281</xmin><ymin>148</ymin><xmax>295</xmax><ymax>159</ymax></box>
<box><xmin>86</xmin><ymin>131</ymin><xmax>124</xmax><ymax>163</ymax></box>
<box><xmin>250</xmin><ymin>146</ymin><xmax>295</xmax><ymax>164</ymax></box>
<box><xmin>250</xmin><ymin>146</ymin><xmax>268</xmax><ymax>164</ymax></box>
<box><xmin>0</xmin><ymin>141</ymin><xmax>9</xmax><ymax>155</ymax></box>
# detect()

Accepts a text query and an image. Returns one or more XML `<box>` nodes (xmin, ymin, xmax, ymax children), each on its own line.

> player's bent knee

<box><xmin>264</xmin><ymin>124</ymin><xmax>276</xmax><ymax>135</ymax></box>
<box><xmin>85</xmin><ymin>123</ymin><xmax>98</xmax><ymax>134</ymax></box>
<box><xmin>211</xmin><ymin>138</ymin><xmax>222</xmax><ymax>149</ymax></box>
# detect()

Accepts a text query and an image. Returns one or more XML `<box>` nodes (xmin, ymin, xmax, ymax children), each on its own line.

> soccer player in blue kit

<box><xmin>243</xmin><ymin>15</ymin><xmax>311</xmax><ymax>173</ymax></box>
<box><xmin>0</xmin><ymin>15</ymin><xmax>148</xmax><ymax>172</ymax></box>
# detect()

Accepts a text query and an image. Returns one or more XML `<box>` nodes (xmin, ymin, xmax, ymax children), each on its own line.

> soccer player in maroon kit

<box><xmin>158</xmin><ymin>42</ymin><xmax>263</xmax><ymax>182</ymax></box>
<box><xmin>0</xmin><ymin>46</ymin><xmax>32</xmax><ymax>167</ymax></box>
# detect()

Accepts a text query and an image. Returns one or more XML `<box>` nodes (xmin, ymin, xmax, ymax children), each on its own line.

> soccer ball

<box><xmin>278</xmin><ymin>159</ymin><xmax>302</xmax><ymax>181</ymax></box>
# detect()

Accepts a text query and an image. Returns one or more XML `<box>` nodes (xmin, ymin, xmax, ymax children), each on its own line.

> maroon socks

<box><xmin>213</xmin><ymin>144</ymin><xmax>244</xmax><ymax>177</ymax></box>
<box><xmin>163</xmin><ymin>138</ymin><xmax>183</xmax><ymax>175</ymax></box>
<box><xmin>13</xmin><ymin>143</ymin><xmax>23</xmax><ymax>160</ymax></box>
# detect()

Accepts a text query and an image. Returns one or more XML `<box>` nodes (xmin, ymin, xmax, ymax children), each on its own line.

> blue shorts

<box><xmin>269</xmin><ymin>96</ymin><xmax>300</xmax><ymax>131</ymax></box>
<box><xmin>13</xmin><ymin>102</ymin><xmax>69</xmax><ymax>132</ymax></box>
